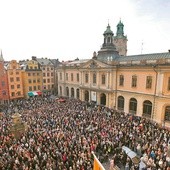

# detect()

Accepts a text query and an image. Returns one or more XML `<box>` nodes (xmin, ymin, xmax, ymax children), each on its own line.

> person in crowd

<box><xmin>0</xmin><ymin>96</ymin><xmax>170</xmax><ymax>170</ymax></box>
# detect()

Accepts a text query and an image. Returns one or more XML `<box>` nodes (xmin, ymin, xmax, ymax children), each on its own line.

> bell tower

<box><xmin>113</xmin><ymin>20</ymin><xmax>128</xmax><ymax>56</ymax></box>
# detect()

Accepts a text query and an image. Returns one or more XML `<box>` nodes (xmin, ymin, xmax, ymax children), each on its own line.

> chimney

<box><xmin>32</xmin><ymin>56</ymin><xmax>37</xmax><ymax>60</ymax></box>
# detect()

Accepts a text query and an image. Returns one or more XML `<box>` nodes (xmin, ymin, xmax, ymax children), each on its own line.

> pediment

<box><xmin>81</xmin><ymin>59</ymin><xmax>110</xmax><ymax>69</ymax></box>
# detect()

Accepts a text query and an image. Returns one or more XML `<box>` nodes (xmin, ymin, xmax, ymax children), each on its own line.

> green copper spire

<box><xmin>103</xmin><ymin>24</ymin><xmax>113</xmax><ymax>35</ymax></box>
<box><xmin>116</xmin><ymin>19</ymin><xmax>124</xmax><ymax>36</ymax></box>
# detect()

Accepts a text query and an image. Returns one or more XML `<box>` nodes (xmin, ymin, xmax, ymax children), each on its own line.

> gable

<box><xmin>81</xmin><ymin>59</ymin><xmax>111</xmax><ymax>69</ymax></box>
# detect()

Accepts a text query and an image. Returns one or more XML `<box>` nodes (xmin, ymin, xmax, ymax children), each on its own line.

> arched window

<box><xmin>118</xmin><ymin>96</ymin><xmax>124</xmax><ymax>111</ymax></box>
<box><xmin>100</xmin><ymin>93</ymin><xmax>106</xmax><ymax>106</ymax></box>
<box><xmin>129</xmin><ymin>98</ymin><xmax>137</xmax><ymax>115</ymax></box>
<box><xmin>66</xmin><ymin>87</ymin><xmax>69</xmax><ymax>97</ymax></box>
<box><xmin>71</xmin><ymin>88</ymin><xmax>74</xmax><ymax>98</ymax></box>
<box><xmin>165</xmin><ymin>106</ymin><xmax>170</xmax><ymax>121</ymax></box>
<box><xmin>143</xmin><ymin>100</ymin><xmax>152</xmax><ymax>118</ymax></box>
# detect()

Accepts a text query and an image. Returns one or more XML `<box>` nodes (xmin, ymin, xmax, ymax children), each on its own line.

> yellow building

<box><xmin>57</xmin><ymin>21</ymin><xmax>170</xmax><ymax>126</ymax></box>
<box><xmin>20</xmin><ymin>59</ymin><xmax>43</xmax><ymax>98</ymax></box>
<box><xmin>6</xmin><ymin>60</ymin><xmax>24</xmax><ymax>100</ymax></box>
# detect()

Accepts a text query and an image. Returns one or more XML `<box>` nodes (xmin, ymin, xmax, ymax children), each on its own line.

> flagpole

<box><xmin>92</xmin><ymin>151</ymin><xmax>106</xmax><ymax>170</ymax></box>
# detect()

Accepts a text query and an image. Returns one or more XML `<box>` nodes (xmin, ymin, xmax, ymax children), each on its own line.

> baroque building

<box><xmin>57</xmin><ymin>20</ymin><xmax>170</xmax><ymax>126</ymax></box>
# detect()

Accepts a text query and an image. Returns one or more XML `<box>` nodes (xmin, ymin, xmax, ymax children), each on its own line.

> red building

<box><xmin>0</xmin><ymin>51</ymin><xmax>9</xmax><ymax>105</ymax></box>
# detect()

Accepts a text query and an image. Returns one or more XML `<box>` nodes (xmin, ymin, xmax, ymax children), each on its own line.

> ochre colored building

<box><xmin>20</xmin><ymin>59</ymin><xmax>43</xmax><ymax>98</ymax></box>
<box><xmin>57</xmin><ymin>21</ymin><xmax>170</xmax><ymax>126</ymax></box>
<box><xmin>7</xmin><ymin>60</ymin><xmax>24</xmax><ymax>100</ymax></box>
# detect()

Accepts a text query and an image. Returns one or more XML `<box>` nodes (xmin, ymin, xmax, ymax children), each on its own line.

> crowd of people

<box><xmin>0</xmin><ymin>96</ymin><xmax>170</xmax><ymax>170</ymax></box>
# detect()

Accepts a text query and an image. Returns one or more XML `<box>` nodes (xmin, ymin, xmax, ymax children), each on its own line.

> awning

<box><xmin>28</xmin><ymin>91</ymin><xmax>42</xmax><ymax>97</ymax></box>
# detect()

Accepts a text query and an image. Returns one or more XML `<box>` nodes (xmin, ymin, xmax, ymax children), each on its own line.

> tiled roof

<box><xmin>116</xmin><ymin>52</ymin><xmax>170</xmax><ymax>62</ymax></box>
<box><xmin>36</xmin><ymin>58</ymin><xmax>53</xmax><ymax>65</ymax></box>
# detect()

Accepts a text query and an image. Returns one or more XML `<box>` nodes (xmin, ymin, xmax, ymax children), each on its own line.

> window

<box><xmin>129</xmin><ymin>98</ymin><xmax>137</xmax><ymax>115</ymax></box>
<box><xmin>33</xmin><ymin>79</ymin><xmax>36</xmax><ymax>83</ymax></box>
<box><xmin>1</xmin><ymin>81</ymin><xmax>5</xmax><ymax>86</ymax></box>
<box><xmin>17</xmin><ymin>84</ymin><xmax>20</xmax><ymax>88</ymax></box>
<box><xmin>11</xmin><ymin>85</ymin><xmax>14</xmax><ymax>89</ymax></box>
<box><xmin>11</xmin><ymin>92</ymin><xmax>15</xmax><ymax>96</ymax></box>
<box><xmin>16</xmin><ymin>77</ymin><xmax>20</xmax><ymax>81</ymax></box>
<box><xmin>51</xmin><ymin>78</ymin><xmax>54</xmax><ymax>83</ymax></box>
<box><xmin>37</xmin><ymin>79</ymin><xmax>40</xmax><ymax>83</ymax></box>
<box><xmin>47</xmin><ymin>73</ymin><xmax>50</xmax><ymax>77</ymax></box>
<box><xmin>2</xmin><ymin>90</ymin><xmax>6</xmax><ymax>95</ymax></box>
<box><xmin>77</xmin><ymin>73</ymin><xmax>79</xmax><ymax>82</ymax></box>
<box><xmin>168</xmin><ymin>77</ymin><xmax>170</xmax><ymax>91</ymax></box>
<box><xmin>66</xmin><ymin>73</ymin><xmax>68</xmax><ymax>81</ymax></box>
<box><xmin>43</xmin><ymin>67</ymin><xmax>45</xmax><ymax>70</ymax></box>
<box><xmin>102</xmin><ymin>74</ymin><xmax>105</xmax><ymax>85</ymax></box>
<box><xmin>60</xmin><ymin>72</ymin><xmax>62</xmax><ymax>80</ymax></box>
<box><xmin>16</xmin><ymin>72</ymin><xmax>19</xmax><ymax>75</ymax></box>
<box><xmin>118</xmin><ymin>96</ymin><xmax>124</xmax><ymax>110</ymax></box>
<box><xmin>17</xmin><ymin>91</ymin><xmax>21</xmax><ymax>96</ymax></box>
<box><xmin>33</xmin><ymin>73</ymin><xmax>35</xmax><ymax>76</ymax></box>
<box><xmin>37</xmin><ymin>73</ymin><xmax>40</xmax><ymax>76</ymax></box>
<box><xmin>93</xmin><ymin>73</ymin><xmax>96</xmax><ymax>84</ymax></box>
<box><xmin>38</xmin><ymin>85</ymin><xmax>40</xmax><ymax>90</ymax></box>
<box><xmin>47</xmin><ymin>79</ymin><xmax>50</xmax><ymax>83</ymax></box>
<box><xmin>71</xmin><ymin>73</ymin><xmax>73</xmax><ymax>81</ymax></box>
<box><xmin>85</xmin><ymin>73</ymin><xmax>88</xmax><ymax>83</ymax></box>
<box><xmin>28</xmin><ymin>79</ymin><xmax>32</xmax><ymax>83</ymax></box>
<box><xmin>51</xmin><ymin>67</ymin><xmax>53</xmax><ymax>70</ymax></box>
<box><xmin>28</xmin><ymin>73</ymin><xmax>31</xmax><ymax>76</ymax></box>
<box><xmin>132</xmin><ymin>75</ymin><xmax>137</xmax><ymax>87</ymax></box>
<box><xmin>29</xmin><ymin>86</ymin><xmax>32</xmax><ymax>91</ymax></box>
<box><xmin>10</xmin><ymin>77</ymin><xmax>14</xmax><ymax>82</ymax></box>
<box><xmin>33</xmin><ymin>86</ymin><xmax>36</xmax><ymax>90</ymax></box>
<box><xmin>51</xmin><ymin>73</ymin><xmax>53</xmax><ymax>76</ymax></box>
<box><xmin>34</xmin><ymin>66</ymin><xmax>37</xmax><ymax>69</ymax></box>
<box><xmin>119</xmin><ymin>75</ymin><xmax>124</xmax><ymax>86</ymax></box>
<box><xmin>165</xmin><ymin>106</ymin><xmax>170</xmax><ymax>121</ymax></box>
<box><xmin>47</xmin><ymin>67</ymin><xmax>49</xmax><ymax>71</ymax></box>
<box><xmin>43</xmin><ymin>79</ymin><xmax>46</xmax><ymax>83</ymax></box>
<box><xmin>143</xmin><ymin>100</ymin><xmax>152</xmax><ymax>118</ymax></box>
<box><xmin>48</xmin><ymin>85</ymin><xmax>50</xmax><ymax>89</ymax></box>
<box><xmin>146</xmin><ymin>76</ymin><xmax>152</xmax><ymax>89</ymax></box>
<box><xmin>43</xmin><ymin>73</ymin><xmax>46</xmax><ymax>77</ymax></box>
<box><xmin>10</xmin><ymin>72</ymin><xmax>13</xmax><ymax>75</ymax></box>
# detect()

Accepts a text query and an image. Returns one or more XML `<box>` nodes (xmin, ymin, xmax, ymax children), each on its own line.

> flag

<box><xmin>92</xmin><ymin>152</ymin><xmax>105</xmax><ymax>170</ymax></box>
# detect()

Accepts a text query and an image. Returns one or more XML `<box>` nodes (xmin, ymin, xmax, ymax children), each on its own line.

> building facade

<box><xmin>0</xmin><ymin>51</ymin><xmax>9</xmax><ymax>105</ymax></box>
<box><xmin>32</xmin><ymin>56</ymin><xmax>55</xmax><ymax>96</ymax></box>
<box><xmin>20</xmin><ymin>59</ymin><xmax>43</xmax><ymax>98</ymax></box>
<box><xmin>57</xmin><ymin>21</ymin><xmax>170</xmax><ymax>126</ymax></box>
<box><xmin>7</xmin><ymin>60</ymin><xmax>24</xmax><ymax>100</ymax></box>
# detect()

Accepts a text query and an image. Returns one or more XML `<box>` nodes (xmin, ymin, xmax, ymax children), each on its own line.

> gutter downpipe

<box><xmin>114</xmin><ymin>65</ymin><xmax>118</xmax><ymax>110</ymax></box>
<box><xmin>152</xmin><ymin>64</ymin><xmax>158</xmax><ymax>144</ymax></box>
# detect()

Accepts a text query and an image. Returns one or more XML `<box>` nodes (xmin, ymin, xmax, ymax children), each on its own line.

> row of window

<box><xmin>60</xmin><ymin>73</ymin><xmax>106</xmax><ymax>84</ymax></box>
<box><xmin>43</xmin><ymin>78</ymin><xmax>54</xmax><ymax>83</ymax></box>
<box><xmin>28</xmin><ymin>79</ymin><xmax>41</xmax><ymax>83</ymax></box>
<box><xmin>119</xmin><ymin>75</ymin><xmax>153</xmax><ymax>89</ymax></box>
<box><xmin>43</xmin><ymin>73</ymin><xmax>53</xmax><ymax>77</ymax></box>
<box><xmin>43</xmin><ymin>84</ymin><xmax>54</xmax><ymax>90</ymax></box>
<box><xmin>28</xmin><ymin>73</ymin><xmax>40</xmax><ymax>76</ymax></box>
<box><xmin>10</xmin><ymin>77</ymin><xmax>20</xmax><ymax>82</ymax></box>
<box><xmin>11</xmin><ymin>91</ymin><xmax>21</xmax><ymax>97</ymax></box>
<box><xmin>10</xmin><ymin>84</ymin><xmax>21</xmax><ymax>89</ymax></box>
<box><xmin>29</xmin><ymin>86</ymin><xmax>41</xmax><ymax>91</ymax></box>
<box><xmin>9</xmin><ymin>71</ymin><xmax>20</xmax><ymax>75</ymax></box>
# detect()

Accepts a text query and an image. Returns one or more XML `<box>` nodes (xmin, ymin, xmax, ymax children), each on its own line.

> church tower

<box><xmin>113</xmin><ymin>20</ymin><xmax>127</xmax><ymax>56</ymax></box>
<box><xmin>97</xmin><ymin>24</ymin><xmax>119</xmax><ymax>62</ymax></box>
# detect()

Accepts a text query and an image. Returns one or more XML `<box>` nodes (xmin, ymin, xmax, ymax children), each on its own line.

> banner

<box><xmin>92</xmin><ymin>152</ymin><xmax>105</xmax><ymax>170</ymax></box>
<box><xmin>91</xmin><ymin>91</ymin><xmax>97</xmax><ymax>102</ymax></box>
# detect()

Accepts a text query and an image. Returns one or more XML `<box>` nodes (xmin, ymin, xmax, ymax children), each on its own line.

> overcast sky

<box><xmin>0</xmin><ymin>0</ymin><xmax>170</xmax><ymax>62</ymax></box>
